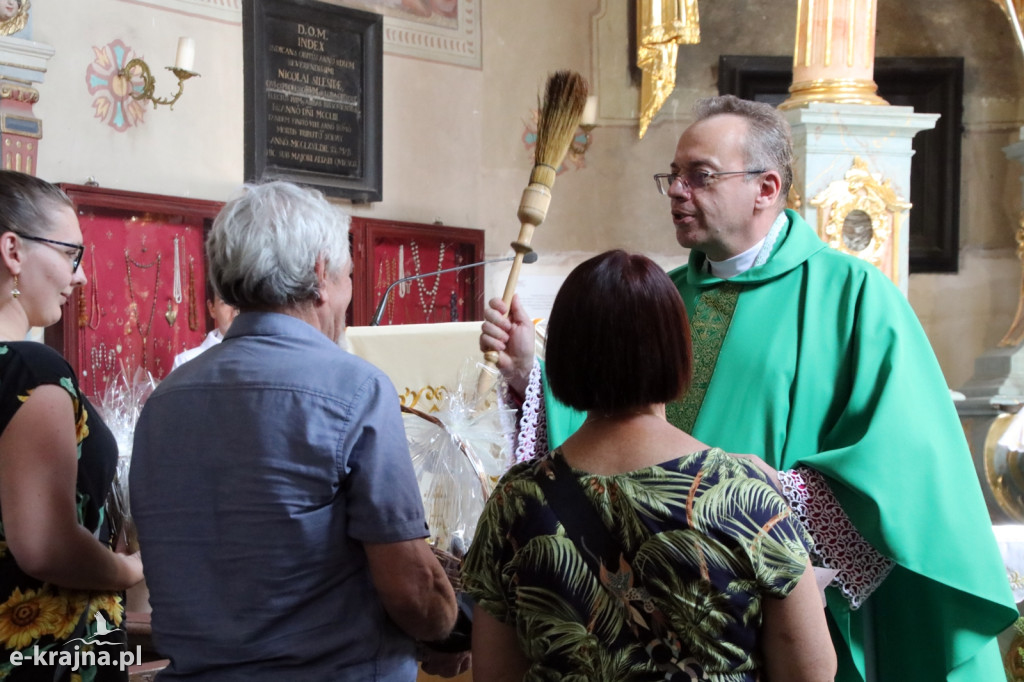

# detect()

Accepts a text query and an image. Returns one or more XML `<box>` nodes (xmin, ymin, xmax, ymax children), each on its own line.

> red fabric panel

<box><xmin>77</xmin><ymin>210</ymin><xmax>208</xmax><ymax>398</ymax></box>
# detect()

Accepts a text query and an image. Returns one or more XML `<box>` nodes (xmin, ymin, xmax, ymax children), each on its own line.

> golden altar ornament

<box><xmin>999</xmin><ymin>214</ymin><xmax>1024</xmax><ymax>347</ymax></box>
<box><xmin>809</xmin><ymin>157</ymin><xmax>909</xmax><ymax>285</ymax></box>
<box><xmin>984</xmin><ymin>411</ymin><xmax>1024</xmax><ymax>523</ymax></box>
<box><xmin>636</xmin><ymin>0</ymin><xmax>699</xmax><ymax>139</ymax></box>
<box><xmin>994</xmin><ymin>0</ymin><xmax>1024</xmax><ymax>58</ymax></box>
<box><xmin>992</xmin><ymin>0</ymin><xmax>1024</xmax><ymax>347</ymax></box>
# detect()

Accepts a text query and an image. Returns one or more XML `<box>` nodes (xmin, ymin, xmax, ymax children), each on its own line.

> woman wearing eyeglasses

<box><xmin>0</xmin><ymin>171</ymin><xmax>143</xmax><ymax>681</ymax></box>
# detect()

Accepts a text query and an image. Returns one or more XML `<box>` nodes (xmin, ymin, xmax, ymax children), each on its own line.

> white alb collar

<box><xmin>704</xmin><ymin>212</ymin><xmax>788</xmax><ymax>279</ymax></box>
<box><xmin>705</xmin><ymin>238</ymin><xmax>764</xmax><ymax>279</ymax></box>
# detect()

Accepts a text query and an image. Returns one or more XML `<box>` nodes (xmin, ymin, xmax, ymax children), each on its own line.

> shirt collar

<box><xmin>704</xmin><ymin>238</ymin><xmax>765</xmax><ymax>279</ymax></box>
<box><xmin>702</xmin><ymin>212</ymin><xmax>789</xmax><ymax>279</ymax></box>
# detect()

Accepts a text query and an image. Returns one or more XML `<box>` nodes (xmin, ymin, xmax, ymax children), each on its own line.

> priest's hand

<box><xmin>419</xmin><ymin>648</ymin><xmax>471</xmax><ymax>678</ymax></box>
<box><xmin>480</xmin><ymin>294</ymin><xmax>534</xmax><ymax>397</ymax></box>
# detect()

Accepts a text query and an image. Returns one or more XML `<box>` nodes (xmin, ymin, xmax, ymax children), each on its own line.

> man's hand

<box><xmin>418</xmin><ymin>647</ymin><xmax>471</xmax><ymax>678</ymax></box>
<box><xmin>479</xmin><ymin>294</ymin><xmax>535</xmax><ymax>397</ymax></box>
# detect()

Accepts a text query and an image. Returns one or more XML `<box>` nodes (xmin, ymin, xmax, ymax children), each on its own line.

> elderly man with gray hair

<box><xmin>131</xmin><ymin>181</ymin><xmax>456</xmax><ymax>681</ymax></box>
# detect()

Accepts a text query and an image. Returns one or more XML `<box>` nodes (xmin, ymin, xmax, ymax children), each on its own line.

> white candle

<box><xmin>581</xmin><ymin>96</ymin><xmax>598</xmax><ymax>126</ymax></box>
<box><xmin>174</xmin><ymin>37</ymin><xmax>195</xmax><ymax>72</ymax></box>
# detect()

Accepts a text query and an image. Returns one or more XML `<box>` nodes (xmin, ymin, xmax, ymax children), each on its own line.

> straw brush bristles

<box><xmin>533</xmin><ymin>70</ymin><xmax>590</xmax><ymax>180</ymax></box>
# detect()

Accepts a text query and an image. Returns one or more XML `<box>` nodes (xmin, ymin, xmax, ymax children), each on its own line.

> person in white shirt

<box><xmin>171</xmin><ymin>290</ymin><xmax>238</xmax><ymax>370</ymax></box>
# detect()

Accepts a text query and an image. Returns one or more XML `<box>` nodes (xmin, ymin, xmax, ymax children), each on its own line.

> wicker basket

<box><xmin>431</xmin><ymin>545</ymin><xmax>464</xmax><ymax>593</ymax></box>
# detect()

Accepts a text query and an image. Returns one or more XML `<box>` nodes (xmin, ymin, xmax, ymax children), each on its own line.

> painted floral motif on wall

<box><xmin>86</xmin><ymin>39</ymin><xmax>147</xmax><ymax>132</ymax></box>
<box><xmin>522</xmin><ymin>110</ymin><xmax>586</xmax><ymax>175</ymax></box>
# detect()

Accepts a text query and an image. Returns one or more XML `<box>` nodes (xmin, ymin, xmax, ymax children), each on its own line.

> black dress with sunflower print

<box><xmin>0</xmin><ymin>342</ymin><xmax>127</xmax><ymax>682</ymax></box>
<box><xmin>462</xmin><ymin>447</ymin><xmax>814</xmax><ymax>682</ymax></box>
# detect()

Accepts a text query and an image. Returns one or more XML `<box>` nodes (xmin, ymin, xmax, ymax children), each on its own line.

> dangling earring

<box><xmin>11</xmin><ymin>275</ymin><xmax>19</xmax><ymax>299</ymax></box>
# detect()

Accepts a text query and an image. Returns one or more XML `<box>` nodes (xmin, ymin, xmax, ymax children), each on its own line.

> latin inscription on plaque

<box><xmin>264</xmin><ymin>18</ymin><xmax>363</xmax><ymax>177</ymax></box>
<box><xmin>245</xmin><ymin>0</ymin><xmax>381</xmax><ymax>202</ymax></box>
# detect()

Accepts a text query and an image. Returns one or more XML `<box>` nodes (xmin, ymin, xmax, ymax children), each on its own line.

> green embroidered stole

<box><xmin>666</xmin><ymin>282</ymin><xmax>742</xmax><ymax>433</ymax></box>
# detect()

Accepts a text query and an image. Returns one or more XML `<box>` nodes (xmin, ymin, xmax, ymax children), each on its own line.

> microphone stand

<box><xmin>370</xmin><ymin>251</ymin><xmax>537</xmax><ymax>326</ymax></box>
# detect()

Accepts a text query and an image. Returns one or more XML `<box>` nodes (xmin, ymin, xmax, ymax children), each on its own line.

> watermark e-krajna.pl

<box><xmin>8</xmin><ymin>613</ymin><xmax>142</xmax><ymax>672</ymax></box>
<box><xmin>9</xmin><ymin>644</ymin><xmax>144</xmax><ymax>672</ymax></box>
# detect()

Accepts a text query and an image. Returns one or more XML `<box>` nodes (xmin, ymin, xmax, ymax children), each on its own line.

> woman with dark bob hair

<box><xmin>462</xmin><ymin>250</ymin><xmax>835</xmax><ymax>682</ymax></box>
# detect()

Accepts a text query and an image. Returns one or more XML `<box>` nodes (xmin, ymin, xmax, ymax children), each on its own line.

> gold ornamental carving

<box><xmin>809</xmin><ymin>157</ymin><xmax>910</xmax><ymax>283</ymax></box>
<box><xmin>983</xmin><ymin>411</ymin><xmax>1024</xmax><ymax>522</ymax></box>
<box><xmin>0</xmin><ymin>83</ymin><xmax>39</xmax><ymax>104</ymax></box>
<box><xmin>999</xmin><ymin>213</ymin><xmax>1024</xmax><ymax>347</ymax></box>
<box><xmin>787</xmin><ymin>183</ymin><xmax>802</xmax><ymax>211</ymax></box>
<box><xmin>399</xmin><ymin>384</ymin><xmax>451</xmax><ymax>413</ymax></box>
<box><xmin>780</xmin><ymin>77</ymin><xmax>887</xmax><ymax>110</ymax></box>
<box><xmin>0</xmin><ymin>0</ymin><xmax>29</xmax><ymax>38</ymax></box>
<box><xmin>636</xmin><ymin>0</ymin><xmax>699</xmax><ymax>139</ymax></box>
<box><xmin>993</xmin><ymin>0</ymin><xmax>1024</xmax><ymax>59</ymax></box>
<box><xmin>993</xmin><ymin>0</ymin><xmax>1024</xmax><ymax>347</ymax></box>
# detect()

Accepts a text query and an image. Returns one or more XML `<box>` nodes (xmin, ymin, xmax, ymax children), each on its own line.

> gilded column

<box><xmin>780</xmin><ymin>0</ymin><xmax>887</xmax><ymax>110</ymax></box>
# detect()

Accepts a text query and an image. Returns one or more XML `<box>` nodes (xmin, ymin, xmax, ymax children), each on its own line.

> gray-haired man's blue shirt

<box><xmin>131</xmin><ymin>312</ymin><xmax>428</xmax><ymax>681</ymax></box>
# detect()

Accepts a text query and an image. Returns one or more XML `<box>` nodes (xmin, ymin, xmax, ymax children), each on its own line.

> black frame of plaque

<box><xmin>718</xmin><ymin>55</ymin><xmax>964</xmax><ymax>274</ymax></box>
<box><xmin>244</xmin><ymin>0</ymin><xmax>383</xmax><ymax>203</ymax></box>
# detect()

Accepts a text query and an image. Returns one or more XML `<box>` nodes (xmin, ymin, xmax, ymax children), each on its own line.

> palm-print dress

<box><xmin>0</xmin><ymin>342</ymin><xmax>127</xmax><ymax>682</ymax></box>
<box><xmin>462</xmin><ymin>447</ymin><xmax>813</xmax><ymax>682</ymax></box>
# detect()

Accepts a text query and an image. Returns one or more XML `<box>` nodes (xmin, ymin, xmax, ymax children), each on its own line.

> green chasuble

<box><xmin>545</xmin><ymin>210</ymin><xmax>1017</xmax><ymax>682</ymax></box>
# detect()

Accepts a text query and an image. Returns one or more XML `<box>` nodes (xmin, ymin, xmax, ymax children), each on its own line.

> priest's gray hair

<box><xmin>693</xmin><ymin>95</ymin><xmax>793</xmax><ymax>204</ymax></box>
<box><xmin>207</xmin><ymin>181</ymin><xmax>351</xmax><ymax>310</ymax></box>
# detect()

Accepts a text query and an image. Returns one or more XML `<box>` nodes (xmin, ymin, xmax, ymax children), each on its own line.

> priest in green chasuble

<box><xmin>480</xmin><ymin>95</ymin><xmax>1017</xmax><ymax>681</ymax></box>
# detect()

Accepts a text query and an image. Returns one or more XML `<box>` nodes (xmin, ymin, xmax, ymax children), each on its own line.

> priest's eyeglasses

<box><xmin>15</xmin><ymin>233</ymin><xmax>85</xmax><ymax>273</ymax></box>
<box><xmin>654</xmin><ymin>169</ymin><xmax>767</xmax><ymax>195</ymax></box>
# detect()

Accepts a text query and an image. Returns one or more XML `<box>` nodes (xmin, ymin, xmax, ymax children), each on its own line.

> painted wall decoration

<box><xmin>343</xmin><ymin>0</ymin><xmax>457</xmax><ymax>27</ymax></box>
<box><xmin>86</xmin><ymin>39</ymin><xmax>148</xmax><ymax>132</ymax></box>
<box><xmin>369</xmin><ymin>0</ymin><xmax>478</xmax><ymax>68</ymax></box>
<box><xmin>116</xmin><ymin>0</ymin><xmax>479</xmax><ymax>68</ymax></box>
<box><xmin>522</xmin><ymin>110</ymin><xmax>587</xmax><ymax>175</ymax></box>
<box><xmin>116</xmin><ymin>0</ymin><xmax>242</xmax><ymax>24</ymax></box>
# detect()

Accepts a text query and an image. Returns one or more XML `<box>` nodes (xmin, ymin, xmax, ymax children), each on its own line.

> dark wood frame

<box><xmin>718</xmin><ymin>55</ymin><xmax>964</xmax><ymax>273</ymax></box>
<box><xmin>243</xmin><ymin>0</ymin><xmax>383</xmax><ymax>202</ymax></box>
<box><xmin>349</xmin><ymin>218</ymin><xmax>484</xmax><ymax>327</ymax></box>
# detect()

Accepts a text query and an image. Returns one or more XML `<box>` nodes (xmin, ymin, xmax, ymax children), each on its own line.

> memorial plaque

<box><xmin>244</xmin><ymin>0</ymin><xmax>382</xmax><ymax>202</ymax></box>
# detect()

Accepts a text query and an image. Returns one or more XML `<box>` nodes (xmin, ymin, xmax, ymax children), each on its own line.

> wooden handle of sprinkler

<box><xmin>482</xmin><ymin>177</ymin><xmax>553</xmax><ymax>371</ymax></box>
<box><xmin>477</xmin><ymin>170</ymin><xmax>555</xmax><ymax>404</ymax></box>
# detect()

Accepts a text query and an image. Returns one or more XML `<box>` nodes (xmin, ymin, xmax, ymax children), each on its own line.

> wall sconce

<box><xmin>118</xmin><ymin>37</ymin><xmax>200</xmax><ymax>110</ymax></box>
<box><xmin>569</xmin><ymin>96</ymin><xmax>598</xmax><ymax>161</ymax></box>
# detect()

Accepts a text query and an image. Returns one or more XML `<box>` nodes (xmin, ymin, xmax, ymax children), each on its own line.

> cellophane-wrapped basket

<box><xmin>404</xmin><ymin>361</ymin><xmax>516</xmax><ymax>591</ymax></box>
<box><xmin>98</xmin><ymin>365</ymin><xmax>158</xmax><ymax>552</ymax></box>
